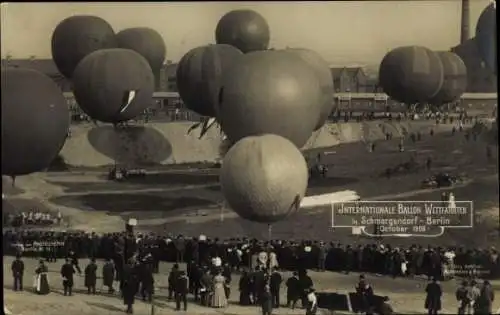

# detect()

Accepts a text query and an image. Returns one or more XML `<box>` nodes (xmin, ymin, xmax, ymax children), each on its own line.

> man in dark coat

<box><xmin>84</xmin><ymin>258</ymin><xmax>98</xmax><ymax>295</ymax></box>
<box><xmin>425</xmin><ymin>277</ymin><xmax>442</xmax><ymax>315</ymax></box>
<box><xmin>238</xmin><ymin>269</ymin><xmax>252</xmax><ymax>306</ymax></box>
<box><xmin>61</xmin><ymin>258</ymin><xmax>75</xmax><ymax>296</ymax></box>
<box><xmin>261</xmin><ymin>285</ymin><xmax>273</xmax><ymax>315</ymax></box>
<box><xmin>270</xmin><ymin>267</ymin><xmax>282</xmax><ymax>308</ymax></box>
<box><xmin>475</xmin><ymin>280</ymin><xmax>495</xmax><ymax>315</ymax></box>
<box><xmin>11</xmin><ymin>254</ymin><xmax>24</xmax><ymax>291</ymax></box>
<box><xmin>168</xmin><ymin>264</ymin><xmax>180</xmax><ymax>300</ymax></box>
<box><xmin>122</xmin><ymin>261</ymin><xmax>139</xmax><ymax>314</ymax></box>
<box><xmin>102</xmin><ymin>258</ymin><xmax>115</xmax><ymax>294</ymax></box>
<box><xmin>286</xmin><ymin>271</ymin><xmax>300</xmax><ymax>309</ymax></box>
<box><xmin>356</xmin><ymin>274</ymin><xmax>374</xmax><ymax>314</ymax></box>
<box><xmin>175</xmin><ymin>270</ymin><xmax>189</xmax><ymax>311</ymax></box>
<box><xmin>200</xmin><ymin>268</ymin><xmax>212</xmax><ymax>306</ymax></box>
<box><xmin>140</xmin><ymin>261</ymin><xmax>154</xmax><ymax>302</ymax></box>
<box><xmin>298</xmin><ymin>270</ymin><xmax>314</xmax><ymax>308</ymax></box>
<box><xmin>252</xmin><ymin>266</ymin><xmax>266</xmax><ymax>304</ymax></box>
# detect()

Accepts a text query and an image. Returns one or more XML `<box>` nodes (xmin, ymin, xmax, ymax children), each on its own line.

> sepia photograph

<box><xmin>1</xmin><ymin>1</ymin><xmax>498</xmax><ymax>314</ymax></box>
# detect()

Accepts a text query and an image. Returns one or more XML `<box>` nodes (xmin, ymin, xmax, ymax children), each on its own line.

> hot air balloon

<box><xmin>286</xmin><ymin>48</ymin><xmax>334</xmax><ymax>130</ymax></box>
<box><xmin>429</xmin><ymin>51</ymin><xmax>467</xmax><ymax>106</ymax></box>
<box><xmin>51</xmin><ymin>15</ymin><xmax>117</xmax><ymax>79</ymax></box>
<box><xmin>220</xmin><ymin>134</ymin><xmax>308</xmax><ymax>223</ymax></box>
<box><xmin>72</xmin><ymin>48</ymin><xmax>155</xmax><ymax>123</ymax></box>
<box><xmin>476</xmin><ymin>2</ymin><xmax>497</xmax><ymax>74</ymax></box>
<box><xmin>217</xmin><ymin>50</ymin><xmax>322</xmax><ymax>148</ymax></box>
<box><xmin>378</xmin><ymin>46</ymin><xmax>444</xmax><ymax>105</ymax></box>
<box><xmin>116</xmin><ymin>27</ymin><xmax>167</xmax><ymax>83</ymax></box>
<box><xmin>176</xmin><ymin>44</ymin><xmax>243</xmax><ymax>117</ymax></box>
<box><xmin>215</xmin><ymin>10</ymin><xmax>270</xmax><ymax>53</ymax></box>
<box><xmin>1</xmin><ymin>68</ymin><xmax>69</xmax><ymax>176</ymax></box>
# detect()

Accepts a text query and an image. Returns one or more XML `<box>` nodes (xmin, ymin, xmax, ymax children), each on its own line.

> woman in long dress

<box><xmin>34</xmin><ymin>260</ymin><xmax>50</xmax><ymax>295</ymax></box>
<box><xmin>211</xmin><ymin>272</ymin><xmax>228</xmax><ymax>308</ymax></box>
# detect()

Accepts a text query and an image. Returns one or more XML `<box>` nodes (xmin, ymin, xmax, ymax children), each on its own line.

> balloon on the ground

<box><xmin>72</xmin><ymin>48</ymin><xmax>155</xmax><ymax>123</ymax></box>
<box><xmin>51</xmin><ymin>15</ymin><xmax>117</xmax><ymax>79</ymax></box>
<box><xmin>215</xmin><ymin>10</ymin><xmax>270</xmax><ymax>53</ymax></box>
<box><xmin>429</xmin><ymin>51</ymin><xmax>467</xmax><ymax>106</ymax></box>
<box><xmin>116</xmin><ymin>27</ymin><xmax>166</xmax><ymax>75</ymax></box>
<box><xmin>176</xmin><ymin>44</ymin><xmax>243</xmax><ymax>117</ymax></box>
<box><xmin>220</xmin><ymin>134</ymin><xmax>308</xmax><ymax>223</ymax></box>
<box><xmin>476</xmin><ymin>2</ymin><xmax>497</xmax><ymax>74</ymax></box>
<box><xmin>286</xmin><ymin>48</ymin><xmax>334</xmax><ymax>130</ymax></box>
<box><xmin>217</xmin><ymin>50</ymin><xmax>322</xmax><ymax>148</ymax></box>
<box><xmin>1</xmin><ymin>68</ymin><xmax>69</xmax><ymax>176</ymax></box>
<box><xmin>378</xmin><ymin>46</ymin><xmax>444</xmax><ymax>104</ymax></box>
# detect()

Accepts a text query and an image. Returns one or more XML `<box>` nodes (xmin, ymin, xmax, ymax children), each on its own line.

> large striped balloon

<box><xmin>176</xmin><ymin>44</ymin><xmax>243</xmax><ymax>117</ymax></box>
<box><xmin>429</xmin><ymin>51</ymin><xmax>467</xmax><ymax>105</ymax></box>
<box><xmin>378</xmin><ymin>46</ymin><xmax>444</xmax><ymax>104</ymax></box>
<box><xmin>476</xmin><ymin>2</ymin><xmax>496</xmax><ymax>74</ymax></box>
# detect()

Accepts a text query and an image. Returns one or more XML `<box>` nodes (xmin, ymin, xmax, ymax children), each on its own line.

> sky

<box><xmin>0</xmin><ymin>1</ymin><xmax>493</xmax><ymax>68</ymax></box>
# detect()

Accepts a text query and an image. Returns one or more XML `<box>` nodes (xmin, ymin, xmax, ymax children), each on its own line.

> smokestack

<box><xmin>460</xmin><ymin>0</ymin><xmax>470</xmax><ymax>44</ymax></box>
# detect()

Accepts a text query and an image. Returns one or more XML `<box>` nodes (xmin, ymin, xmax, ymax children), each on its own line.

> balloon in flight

<box><xmin>217</xmin><ymin>50</ymin><xmax>322</xmax><ymax>148</ymax></box>
<box><xmin>116</xmin><ymin>27</ymin><xmax>167</xmax><ymax>76</ymax></box>
<box><xmin>378</xmin><ymin>46</ymin><xmax>444</xmax><ymax>104</ymax></box>
<box><xmin>51</xmin><ymin>15</ymin><xmax>117</xmax><ymax>79</ymax></box>
<box><xmin>176</xmin><ymin>44</ymin><xmax>243</xmax><ymax>117</ymax></box>
<box><xmin>72</xmin><ymin>48</ymin><xmax>155</xmax><ymax>123</ymax></box>
<box><xmin>220</xmin><ymin>134</ymin><xmax>308</xmax><ymax>223</ymax></box>
<box><xmin>215</xmin><ymin>10</ymin><xmax>270</xmax><ymax>53</ymax></box>
<box><xmin>1</xmin><ymin>68</ymin><xmax>69</xmax><ymax>176</ymax></box>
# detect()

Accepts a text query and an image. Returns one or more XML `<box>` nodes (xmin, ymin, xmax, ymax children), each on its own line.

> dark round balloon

<box><xmin>116</xmin><ymin>27</ymin><xmax>166</xmax><ymax>73</ymax></box>
<box><xmin>1</xmin><ymin>68</ymin><xmax>70</xmax><ymax>176</ymax></box>
<box><xmin>378</xmin><ymin>46</ymin><xmax>444</xmax><ymax>104</ymax></box>
<box><xmin>72</xmin><ymin>48</ymin><xmax>155</xmax><ymax>123</ymax></box>
<box><xmin>176</xmin><ymin>44</ymin><xmax>243</xmax><ymax>117</ymax></box>
<box><xmin>51</xmin><ymin>15</ymin><xmax>117</xmax><ymax>79</ymax></box>
<box><xmin>476</xmin><ymin>3</ymin><xmax>497</xmax><ymax>74</ymax></box>
<box><xmin>429</xmin><ymin>52</ymin><xmax>467</xmax><ymax>105</ymax></box>
<box><xmin>217</xmin><ymin>50</ymin><xmax>322</xmax><ymax>148</ymax></box>
<box><xmin>215</xmin><ymin>10</ymin><xmax>270</xmax><ymax>53</ymax></box>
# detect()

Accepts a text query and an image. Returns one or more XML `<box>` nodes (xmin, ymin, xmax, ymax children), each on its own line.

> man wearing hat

<box><xmin>61</xmin><ymin>258</ymin><xmax>76</xmax><ymax>296</ymax></box>
<box><xmin>11</xmin><ymin>254</ymin><xmax>24</xmax><ymax>291</ymax></box>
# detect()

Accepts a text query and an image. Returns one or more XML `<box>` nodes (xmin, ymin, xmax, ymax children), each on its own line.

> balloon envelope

<box><xmin>176</xmin><ymin>44</ymin><xmax>243</xmax><ymax>117</ymax></box>
<box><xmin>72</xmin><ymin>48</ymin><xmax>155</xmax><ymax>123</ymax></box>
<box><xmin>215</xmin><ymin>10</ymin><xmax>270</xmax><ymax>53</ymax></box>
<box><xmin>217</xmin><ymin>50</ymin><xmax>322</xmax><ymax>148</ymax></box>
<box><xmin>378</xmin><ymin>46</ymin><xmax>444</xmax><ymax>104</ymax></box>
<box><xmin>429</xmin><ymin>51</ymin><xmax>467</xmax><ymax>105</ymax></box>
<box><xmin>476</xmin><ymin>3</ymin><xmax>497</xmax><ymax>74</ymax></box>
<box><xmin>220</xmin><ymin>134</ymin><xmax>308</xmax><ymax>223</ymax></box>
<box><xmin>116</xmin><ymin>27</ymin><xmax>166</xmax><ymax>74</ymax></box>
<box><xmin>51</xmin><ymin>15</ymin><xmax>117</xmax><ymax>79</ymax></box>
<box><xmin>1</xmin><ymin>68</ymin><xmax>69</xmax><ymax>176</ymax></box>
<box><xmin>286</xmin><ymin>48</ymin><xmax>334</xmax><ymax>130</ymax></box>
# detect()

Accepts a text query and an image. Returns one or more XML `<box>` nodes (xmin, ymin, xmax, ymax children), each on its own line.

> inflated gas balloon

<box><xmin>286</xmin><ymin>48</ymin><xmax>334</xmax><ymax>130</ymax></box>
<box><xmin>220</xmin><ymin>134</ymin><xmax>308</xmax><ymax>223</ymax></box>
<box><xmin>1</xmin><ymin>68</ymin><xmax>69</xmax><ymax>176</ymax></box>
<box><xmin>217</xmin><ymin>50</ymin><xmax>322</xmax><ymax>148</ymax></box>
<box><xmin>176</xmin><ymin>44</ymin><xmax>243</xmax><ymax>117</ymax></box>
<box><xmin>476</xmin><ymin>2</ymin><xmax>497</xmax><ymax>74</ymax></box>
<box><xmin>215</xmin><ymin>10</ymin><xmax>270</xmax><ymax>53</ymax></box>
<box><xmin>378</xmin><ymin>46</ymin><xmax>444</xmax><ymax>104</ymax></box>
<box><xmin>429</xmin><ymin>52</ymin><xmax>467</xmax><ymax>105</ymax></box>
<box><xmin>72</xmin><ymin>48</ymin><xmax>155</xmax><ymax>123</ymax></box>
<box><xmin>116</xmin><ymin>27</ymin><xmax>166</xmax><ymax>74</ymax></box>
<box><xmin>51</xmin><ymin>15</ymin><xmax>117</xmax><ymax>79</ymax></box>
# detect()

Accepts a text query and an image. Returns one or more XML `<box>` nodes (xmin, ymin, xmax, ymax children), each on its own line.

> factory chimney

<box><xmin>460</xmin><ymin>0</ymin><xmax>470</xmax><ymax>44</ymax></box>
